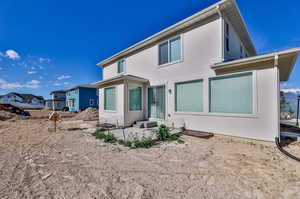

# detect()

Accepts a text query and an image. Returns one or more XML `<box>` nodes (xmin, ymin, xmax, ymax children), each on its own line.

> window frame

<box><xmin>117</xmin><ymin>59</ymin><xmax>126</xmax><ymax>74</ymax></box>
<box><xmin>104</xmin><ymin>86</ymin><xmax>117</xmax><ymax>112</ymax></box>
<box><xmin>174</xmin><ymin>79</ymin><xmax>204</xmax><ymax>114</ymax></box>
<box><xmin>128</xmin><ymin>84</ymin><xmax>143</xmax><ymax>112</ymax></box>
<box><xmin>158</xmin><ymin>34</ymin><xmax>183</xmax><ymax>67</ymax></box>
<box><xmin>225</xmin><ymin>22</ymin><xmax>230</xmax><ymax>52</ymax></box>
<box><xmin>208</xmin><ymin>71</ymin><xmax>256</xmax><ymax>116</ymax></box>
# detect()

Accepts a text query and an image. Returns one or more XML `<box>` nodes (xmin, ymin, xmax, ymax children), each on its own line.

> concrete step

<box><xmin>133</xmin><ymin>121</ymin><xmax>158</xmax><ymax>128</ymax></box>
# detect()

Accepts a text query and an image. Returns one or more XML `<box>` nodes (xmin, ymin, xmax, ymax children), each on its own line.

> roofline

<box><xmin>211</xmin><ymin>48</ymin><xmax>300</xmax><ymax>70</ymax></box>
<box><xmin>65</xmin><ymin>85</ymin><xmax>98</xmax><ymax>92</ymax></box>
<box><xmin>228</xmin><ymin>0</ymin><xmax>256</xmax><ymax>55</ymax></box>
<box><xmin>97</xmin><ymin>0</ymin><xmax>224</xmax><ymax>67</ymax></box>
<box><xmin>97</xmin><ymin>0</ymin><xmax>256</xmax><ymax>67</ymax></box>
<box><xmin>93</xmin><ymin>74</ymin><xmax>149</xmax><ymax>87</ymax></box>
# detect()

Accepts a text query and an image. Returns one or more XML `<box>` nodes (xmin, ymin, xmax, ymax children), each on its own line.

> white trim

<box><xmin>128</xmin><ymin>84</ymin><xmax>143</xmax><ymax>112</ymax></box>
<box><xmin>103</xmin><ymin>86</ymin><xmax>117</xmax><ymax>112</ymax></box>
<box><xmin>147</xmin><ymin>84</ymin><xmax>167</xmax><ymax>120</ymax></box>
<box><xmin>98</xmin><ymin>0</ymin><xmax>256</xmax><ymax>66</ymax></box>
<box><xmin>157</xmin><ymin>34</ymin><xmax>183</xmax><ymax>67</ymax></box>
<box><xmin>208</xmin><ymin>71</ymin><xmax>257</xmax><ymax>116</ymax></box>
<box><xmin>117</xmin><ymin>59</ymin><xmax>126</xmax><ymax>74</ymax></box>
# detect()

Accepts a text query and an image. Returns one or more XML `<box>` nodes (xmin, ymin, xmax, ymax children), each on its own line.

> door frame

<box><xmin>147</xmin><ymin>84</ymin><xmax>167</xmax><ymax>120</ymax></box>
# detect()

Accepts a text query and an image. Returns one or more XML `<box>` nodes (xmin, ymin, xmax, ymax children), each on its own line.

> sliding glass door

<box><xmin>148</xmin><ymin>86</ymin><xmax>165</xmax><ymax>120</ymax></box>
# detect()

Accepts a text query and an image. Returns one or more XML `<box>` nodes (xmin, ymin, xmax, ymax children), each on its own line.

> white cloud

<box><xmin>0</xmin><ymin>78</ymin><xmax>40</xmax><ymax>89</ymax></box>
<box><xmin>57</xmin><ymin>75</ymin><xmax>71</xmax><ymax>80</ymax></box>
<box><xmin>27</xmin><ymin>71</ymin><xmax>37</xmax><ymax>75</ymax></box>
<box><xmin>63</xmin><ymin>82</ymin><xmax>69</xmax><ymax>85</ymax></box>
<box><xmin>26</xmin><ymin>80</ymin><xmax>40</xmax><ymax>88</ymax></box>
<box><xmin>0</xmin><ymin>67</ymin><xmax>2</xmax><ymax>70</ymax></box>
<box><xmin>5</xmin><ymin>50</ymin><xmax>20</xmax><ymax>60</ymax></box>
<box><xmin>281</xmin><ymin>88</ymin><xmax>300</xmax><ymax>94</ymax></box>
<box><xmin>0</xmin><ymin>79</ymin><xmax>22</xmax><ymax>89</ymax></box>
<box><xmin>39</xmin><ymin>57</ymin><xmax>51</xmax><ymax>63</ymax></box>
<box><xmin>53</xmin><ymin>82</ymin><xmax>61</xmax><ymax>86</ymax></box>
<box><xmin>39</xmin><ymin>76</ymin><xmax>43</xmax><ymax>80</ymax></box>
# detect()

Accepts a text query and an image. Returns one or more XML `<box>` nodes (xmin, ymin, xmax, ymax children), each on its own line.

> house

<box><xmin>94</xmin><ymin>0</ymin><xmax>300</xmax><ymax>141</ymax></box>
<box><xmin>65</xmin><ymin>84</ymin><xmax>98</xmax><ymax>112</ymax></box>
<box><xmin>46</xmin><ymin>90</ymin><xmax>66</xmax><ymax>111</ymax></box>
<box><xmin>0</xmin><ymin>92</ymin><xmax>44</xmax><ymax>109</ymax></box>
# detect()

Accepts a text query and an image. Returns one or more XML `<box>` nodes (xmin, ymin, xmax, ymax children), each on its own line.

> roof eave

<box><xmin>97</xmin><ymin>0</ymin><xmax>229</xmax><ymax>67</ymax></box>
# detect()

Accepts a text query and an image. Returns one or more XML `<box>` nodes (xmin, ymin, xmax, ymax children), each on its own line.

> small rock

<box><xmin>42</xmin><ymin>173</ymin><xmax>52</xmax><ymax>180</ymax></box>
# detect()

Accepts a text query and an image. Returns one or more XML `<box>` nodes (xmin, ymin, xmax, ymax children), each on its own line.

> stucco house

<box><xmin>66</xmin><ymin>84</ymin><xmax>98</xmax><ymax>112</ymax></box>
<box><xmin>45</xmin><ymin>90</ymin><xmax>66</xmax><ymax>111</ymax></box>
<box><xmin>94</xmin><ymin>0</ymin><xmax>300</xmax><ymax>141</ymax></box>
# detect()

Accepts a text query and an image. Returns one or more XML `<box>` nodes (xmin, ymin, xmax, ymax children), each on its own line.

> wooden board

<box><xmin>182</xmin><ymin>130</ymin><xmax>214</xmax><ymax>139</ymax></box>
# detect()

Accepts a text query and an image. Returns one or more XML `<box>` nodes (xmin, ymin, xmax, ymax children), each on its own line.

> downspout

<box><xmin>274</xmin><ymin>54</ymin><xmax>281</xmax><ymax>142</ymax></box>
<box><xmin>274</xmin><ymin>55</ymin><xmax>300</xmax><ymax>162</ymax></box>
<box><xmin>216</xmin><ymin>5</ymin><xmax>225</xmax><ymax>62</ymax></box>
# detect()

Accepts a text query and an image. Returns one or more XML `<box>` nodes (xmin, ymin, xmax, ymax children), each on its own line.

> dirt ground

<box><xmin>1</xmin><ymin>112</ymin><xmax>300</xmax><ymax>198</ymax></box>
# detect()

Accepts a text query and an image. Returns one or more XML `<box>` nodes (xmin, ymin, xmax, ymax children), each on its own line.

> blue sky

<box><xmin>0</xmin><ymin>0</ymin><xmax>299</xmax><ymax>98</ymax></box>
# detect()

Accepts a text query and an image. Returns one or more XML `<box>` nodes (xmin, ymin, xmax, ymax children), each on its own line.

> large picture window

<box><xmin>159</xmin><ymin>36</ymin><xmax>181</xmax><ymax>65</ymax></box>
<box><xmin>209</xmin><ymin>72</ymin><xmax>253</xmax><ymax>114</ymax></box>
<box><xmin>104</xmin><ymin>87</ymin><xmax>116</xmax><ymax>111</ymax></box>
<box><xmin>129</xmin><ymin>85</ymin><xmax>142</xmax><ymax>111</ymax></box>
<box><xmin>175</xmin><ymin>80</ymin><xmax>203</xmax><ymax>112</ymax></box>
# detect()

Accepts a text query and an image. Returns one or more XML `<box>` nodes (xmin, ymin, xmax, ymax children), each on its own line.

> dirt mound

<box><xmin>73</xmin><ymin>108</ymin><xmax>98</xmax><ymax>121</ymax></box>
<box><xmin>0</xmin><ymin>111</ymin><xmax>16</xmax><ymax>121</ymax></box>
<box><xmin>0</xmin><ymin>110</ymin><xmax>25</xmax><ymax>121</ymax></box>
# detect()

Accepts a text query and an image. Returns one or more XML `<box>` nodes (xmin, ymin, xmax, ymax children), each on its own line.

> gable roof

<box><xmin>97</xmin><ymin>0</ymin><xmax>256</xmax><ymax>67</ymax></box>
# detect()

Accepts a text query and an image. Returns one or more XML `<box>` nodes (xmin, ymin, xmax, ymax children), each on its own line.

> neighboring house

<box><xmin>47</xmin><ymin>90</ymin><xmax>66</xmax><ymax>111</ymax></box>
<box><xmin>94</xmin><ymin>0</ymin><xmax>300</xmax><ymax>141</ymax></box>
<box><xmin>0</xmin><ymin>92</ymin><xmax>44</xmax><ymax>109</ymax></box>
<box><xmin>65</xmin><ymin>84</ymin><xmax>98</xmax><ymax>112</ymax></box>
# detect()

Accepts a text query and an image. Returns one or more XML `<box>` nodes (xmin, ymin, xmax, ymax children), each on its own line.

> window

<box><xmin>104</xmin><ymin>87</ymin><xmax>116</xmax><ymax>111</ymax></box>
<box><xmin>209</xmin><ymin>72</ymin><xmax>253</xmax><ymax>114</ymax></box>
<box><xmin>175</xmin><ymin>80</ymin><xmax>203</xmax><ymax>112</ymax></box>
<box><xmin>159</xmin><ymin>36</ymin><xmax>181</xmax><ymax>65</ymax></box>
<box><xmin>240</xmin><ymin>44</ymin><xmax>243</xmax><ymax>58</ymax></box>
<box><xmin>118</xmin><ymin>60</ymin><xmax>125</xmax><ymax>73</ymax></box>
<box><xmin>225</xmin><ymin>22</ymin><xmax>230</xmax><ymax>52</ymax></box>
<box><xmin>89</xmin><ymin>98</ymin><xmax>94</xmax><ymax>106</ymax></box>
<box><xmin>129</xmin><ymin>85</ymin><xmax>142</xmax><ymax>111</ymax></box>
<box><xmin>68</xmin><ymin>99</ymin><xmax>75</xmax><ymax>108</ymax></box>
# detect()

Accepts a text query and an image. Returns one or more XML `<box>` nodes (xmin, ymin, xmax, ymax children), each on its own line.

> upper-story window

<box><xmin>118</xmin><ymin>60</ymin><xmax>125</xmax><ymax>73</ymax></box>
<box><xmin>159</xmin><ymin>35</ymin><xmax>181</xmax><ymax>65</ymax></box>
<box><xmin>225</xmin><ymin>22</ymin><xmax>230</xmax><ymax>52</ymax></box>
<box><xmin>240</xmin><ymin>44</ymin><xmax>243</xmax><ymax>58</ymax></box>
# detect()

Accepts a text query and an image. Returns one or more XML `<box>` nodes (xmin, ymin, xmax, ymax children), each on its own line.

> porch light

<box><xmin>168</xmin><ymin>89</ymin><xmax>172</xmax><ymax>94</ymax></box>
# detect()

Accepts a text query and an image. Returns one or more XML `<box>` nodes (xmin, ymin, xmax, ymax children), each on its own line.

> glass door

<box><xmin>148</xmin><ymin>86</ymin><xmax>165</xmax><ymax>120</ymax></box>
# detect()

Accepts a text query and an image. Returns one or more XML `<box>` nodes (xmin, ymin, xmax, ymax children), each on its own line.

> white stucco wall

<box><xmin>99</xmin><ymin>14</ymin><xmax>279</xmax><ymax>141</ymax></box>
<box><xmin>99</xmin><ymin>83</ymin><xmax>125</xmax><ymax>125</ymax></box>
<box><xmin>223</xmin><ymin>17</ymin><xmax>249</xmax><ymax>61</ymax></box>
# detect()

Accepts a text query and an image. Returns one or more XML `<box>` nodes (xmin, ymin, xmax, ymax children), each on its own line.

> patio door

<box><xmin>148</xmin><ymin>86</ymin><xmax>165</xmax><ymax>120</ymax></box>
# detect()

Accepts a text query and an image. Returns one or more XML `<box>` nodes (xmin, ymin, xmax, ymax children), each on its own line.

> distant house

<box><xmin>66</xmin><ymin>84</ymin><xmax>98</xmax><ymax>112</ymax></box>
<box><xmin>0</xmin><ymin>92</ymin><xmax>44</xmax><ymax>109</ymax></box>
<box><xmin>45</xmin><ymin>90</ymin><xmax>66</xmax><ymax>111</ymax></box>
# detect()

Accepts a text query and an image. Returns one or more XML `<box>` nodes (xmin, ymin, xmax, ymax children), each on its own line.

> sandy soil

<box><xmin>0</xmin><ymin>113</ymin><xmax>300</xmax><ymax>198</ymax></box>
